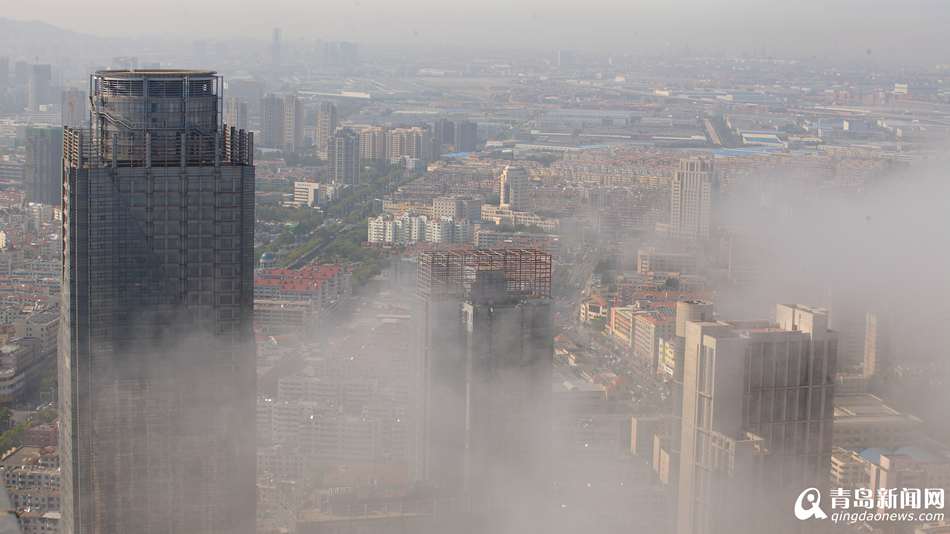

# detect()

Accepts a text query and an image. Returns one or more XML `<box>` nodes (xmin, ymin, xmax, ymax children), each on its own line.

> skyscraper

<box><xmin>676</xmin><ymin>304</ymin><xmax>836</xmax><ymax>534</ymax></box>
<box><xmin>61</xmin><ymin>88</ymin><xmax>87</xmax><ymax>128</ymax></box>
<box><xmin>27</xmin><ymin>64</ymin><xmax>52</xmax><ymax>111</ymax></box>
<box><xmin>316</xmin><ymin>101</ymin><xmax>338</xmax><ymax>160</ymax></box>
<box><xmin>60</xmin><ymin>70</ymin><xmax>256</xmax><ymax>534</ymax></box>
<box><xmin>271</xmin><ymin>28</ymin><xmax>282</xmax><ymax>70</ymax></box>
<box><xmin>24</xmin><ymin>126</ymin><xmax>63</xmax><ymax>205</ymax></box>
<box><xmin>670</xmin><ymin>157</ymin><xmax>715</xmax><ymax>240</ymax></box>
<box><xmin>499</xmin><ymin>165</ymin><xmax>529</xmax><ymax>211</ymax></box>
<box><xmin>416</xmin><ymin>249</ymin><xmax>553</xmax><ymax>531</ymax></box>
<box><xmin>328</xmin><ymin>127</ymin><xmax>360</xmax><ymax>184</ymax></box>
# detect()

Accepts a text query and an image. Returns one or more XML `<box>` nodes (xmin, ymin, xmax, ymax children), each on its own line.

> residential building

<box><xmin>328</xmin><ymin>127</ymin><xmax>360</xmax><ymax>184</ymax></box>
<box><xmin>498</xmin><ymin>165</ymin><xmax>529</xmax><ymax>211</ymax></box>
<box><xmin>670</xmin><ymin>157</ymin><xmax>714</xmax><ymax>240</ymax></box>
<box><xmin>316</xmin><ymin>102</ymin><xmax>338</xmax><ymax>160</ymax></box>
<box><xmin>260</xmin><ymin>93</ymin><xmax>303</xmax><ymax>151</ymax></box>
<box><xmin>637</xmin><ymin>248</ymin><xmax>698</xmax><ymax>275</ymax></box>
<box><xmin>358</xmin><ymin>126</ymin><xmax>386</xmax><ymax>162</ymax></box>
<box><xmin>224</xmin><ymin>96</ymin><xmax>249</xmax><ymax>131</ymax></box>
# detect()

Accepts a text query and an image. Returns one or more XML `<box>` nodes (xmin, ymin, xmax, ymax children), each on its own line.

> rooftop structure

<box><xmin>416</xmin><ymin>249</ymin><xmax>551</xmax><ymax>301</ymax></box>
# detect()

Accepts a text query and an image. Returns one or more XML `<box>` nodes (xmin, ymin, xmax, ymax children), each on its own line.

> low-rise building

<box><xmin>834</xmin><ymin>394</ymin><xmax>923</xmax><ymax>450</ymax></box>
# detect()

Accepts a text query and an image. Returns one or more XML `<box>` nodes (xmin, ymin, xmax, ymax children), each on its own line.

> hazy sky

<box><xmin>5</xmin><ymin>0</ymin><xmax>949</xmax><ymax>61</ymax></box>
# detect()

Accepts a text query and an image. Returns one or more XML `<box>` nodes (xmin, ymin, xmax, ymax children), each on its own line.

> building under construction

<box><xmin>415</xmin><ymin>249</ymin><xmax>553</xmax><ymax>534</ymax></box>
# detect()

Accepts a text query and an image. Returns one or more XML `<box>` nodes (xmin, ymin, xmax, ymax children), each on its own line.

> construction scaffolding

<box><xmin>417</xmin><ymin>249</ymin><xmax>552</xmax><ymax>301</ymax></box>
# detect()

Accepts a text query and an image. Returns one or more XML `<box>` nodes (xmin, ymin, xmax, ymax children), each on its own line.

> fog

<box><xmin>4</xmin><ymin>0</ymin><xmax>950</xmax><ymax>62</ymax></box>
<box><xmin>4</xmin><ymin>1</ymin><xmax>950</xmax><ymax>533</ymax></box>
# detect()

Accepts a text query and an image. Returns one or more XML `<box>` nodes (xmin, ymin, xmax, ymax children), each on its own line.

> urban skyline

<box><xmin>0</xmin><ymin>7</ymin><xmax>947</xmax><ymax>534</ymax></box>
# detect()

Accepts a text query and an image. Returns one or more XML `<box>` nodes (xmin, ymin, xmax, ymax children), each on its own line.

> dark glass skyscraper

<box><xmin>24</xmin><ymin>125</ymin><xmax>63</xmax><ymax>205</ymax></box>
<box><xmin>60</xmin><ymin>70</ymin><xmax>256</xmax><ymax>534</ymax></box>
<box><xmin>416</xmin><ymin>249</ymin><xmax>553</xmax><ymax>533</ymax></box>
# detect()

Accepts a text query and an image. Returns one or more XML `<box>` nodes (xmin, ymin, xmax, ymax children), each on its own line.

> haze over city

<box><xmin>0</xmin><ymin>2</ymin><xmax>947</xmax><ymax>534</ymax></box>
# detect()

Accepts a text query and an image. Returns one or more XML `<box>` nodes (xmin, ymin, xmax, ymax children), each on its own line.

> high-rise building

<box><xmin>499</xmin><ymin>165</ymin><xmax>529</xmax><ymax>211</ymax></box>
<box><xmin>28</xmin><ymin>64</ymin><xmax>52</xmax><ymax>112</ymax></box>
<box><xmin>315</xmin><ymin>102</ymin><xmax>338</xmax><ymax>160</ymax></box>
<box><xmin>23</xmin><ymin>126</ymin><xmax>63</xmax><ymax>205</ymax></box>
<box><xmin>416</xmin><ymin>250</ymin><xmax>553</xmax><ymax>531</ymax></box>
<box><xmin>328</xmin><ymin>127</ymin><xmax>360</xmax><ymax>184</ymax></box>
<box><xmin>271</xmin><ymin>28</ymin><xmax>282</xmax><ymax>70</ymax></box>
<box><xmin>433</xmin><ymin>118</ymin><xmax>455</xmax><ymax>147</ymax></box>
<box><xmin>260</xmin><ymin>93</ymin><xmax>284</xmax><ymax>149</ymax></box>
<box><xmin>358</xmin><ymin>126</ymin><xmax>386</xmax><ymax>162</ymax></box>
<box><xmin>455</xmin><ymin>121</ymin><xmax>478</xmax><ymax>152</ymax></box>
<box><xmin>0</xmin><ymin>57</ymin><xmax>9</xmax><ymax>92</ymax></box>
<box><xmin>386</xmin><ymin>127</ymin><xmax>430</xmax><ymax>165</ymax></box>
<box><xmin>676</xmin><ymin>304</ymin><xmax>836</xmax><ymax>534</ymax></box>
<box><xmin>224</xmin><ymin>96</ymin><xmax>248</xmax><ymax>131</ymax></box>
<box><xmin>60</xmin><ymin>69</ymin><xmax>256</xmax><ymax>534</ymax></box>
<box><xmin>259</xmin><ymin>93</ymin><xmax>302</xmax><ymax>152</ymax></box>
<box><xmin>281</xmin><ymin>94</ymin><xmax>303</xmax><ymax>153</ymax></box>
<box><xmin>863</xmin><ymin>311</ymin><xmax>892</xmax><ymax>379</ymax></box>
<box><xmin>670</xmin><ymin>157</ymin><xmax>715</xmax><ymax>240</ymax></box>
<box><xmin>226</xmin><ymin>79</ymin><xmax>264</xmax><ymax>117</ymax></box>
<box><xmin>61</xmin><ymin>88</ymin><xmax>87</xmax><ymax>128</ymax></box>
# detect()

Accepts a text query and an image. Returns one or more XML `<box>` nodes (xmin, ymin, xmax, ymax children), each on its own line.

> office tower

<box><xmin>271</xmin><ymin>28</ymin><xmax>282</xmax><ymax>70</ymax></box>
<box><xmin>61</xmin><ymin>88</ymin><xmax>87</xmax><ymax>128</ymax></box>
<box><xmin>455</xmin><ymin>120</ymin><xmax>478</xmax><ymax>152</ymax></box>
<box><xmin>433</xmin><ymin>118</ymin><xmax>455</xmax><ymax>147</ymax></box>
<box><xmin>260</xmin><ymin>93</ymin><xmax>302</xmax><ymax>152</ymax></box>
<box><xmin>224</xmin><ymin>96</ymin><xmax>248</xmax><ymax>131</ymax></box>
<box><xmin>499</xmin><ymin>165</ymin><xmax>529</xmax><ymax>211</ymax></box>
<box><xmin>416</xmin><ymin>250</ymin><xmax>553</xmax><ymax>531</ymax></box>
<box><xmin>60</xmin><ymin>70</ymin><xmax>256</xmax><ymax>534</ymax></box>
<box><xmin>358</xmin><ymin>126</ymin><xmax>386</xmax><ymax>162</ymax></box>
<box><xmin>670</xmin><ymin>157</ymin><xmax>715</xmax><ymax>240</ymax></box>
<box><xmin>28</xmin><ymin>64</ymin><xmax>52</xmax><ymax>111</ymax></box>
<box><xmin>676</xmin><ymin>304</ymin><xmax>836</xmax><ymax>534</ymax></box>
<box><xmin>315</xmin><ymin>102</ymin><xmax>338</xmax><ymax>160</ymax></box>
<box><xmin>23</xmin><ymin>126</ymin><xmax>63</xmax><ymax>205</ymax></box>
<box><xmin>328</xmin><ymin>127</ymin><xmax>360</xmax><ymax>184</ymax></box>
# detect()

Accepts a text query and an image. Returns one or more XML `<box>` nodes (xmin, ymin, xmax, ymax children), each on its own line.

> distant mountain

<box><xmin>0</xmin><ymin>17</ymin><xmax>115</xmax><ymax>64</ymax></box>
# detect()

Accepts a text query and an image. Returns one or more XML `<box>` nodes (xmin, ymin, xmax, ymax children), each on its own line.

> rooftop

<box><xmin>834</xmin><ymin>394</ymin><xmax>923</xmax><ymax>425</ymax></box>
<box><xmin>95</xmin><ymin>69</ymin><xmax>216</xmax><ymax>78</ymax></box>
